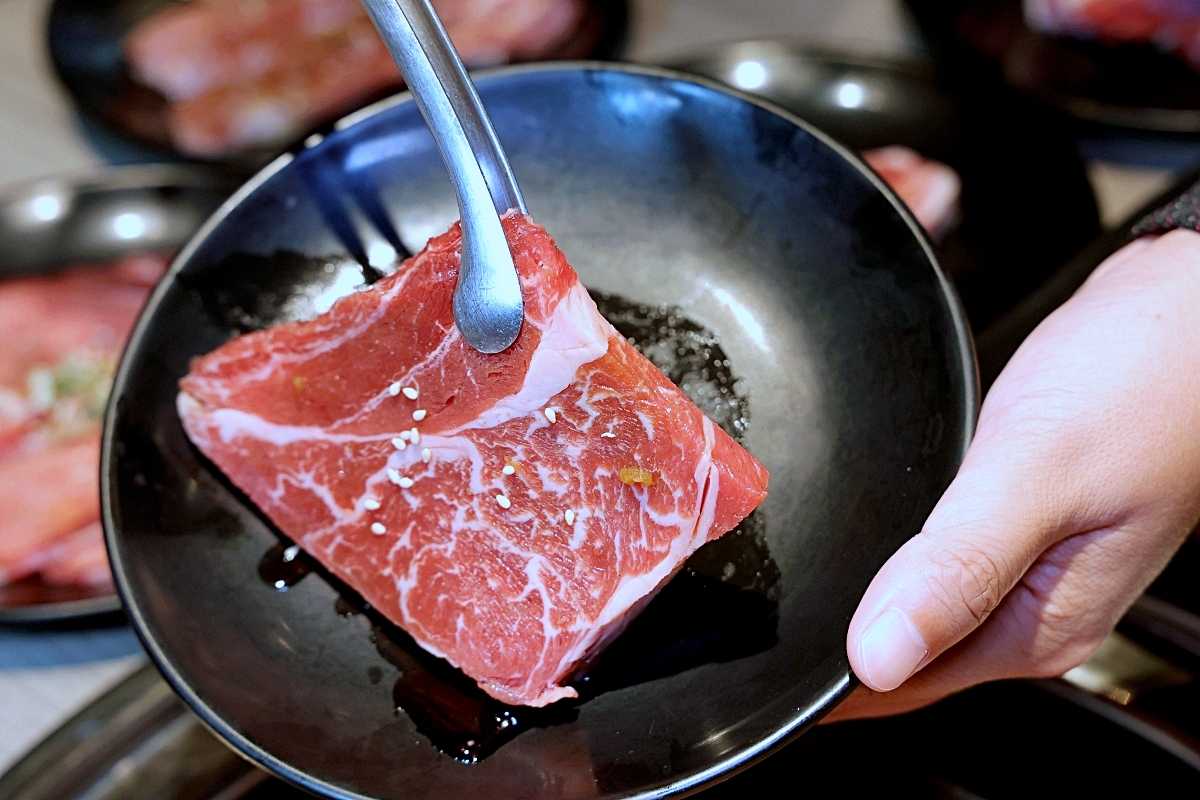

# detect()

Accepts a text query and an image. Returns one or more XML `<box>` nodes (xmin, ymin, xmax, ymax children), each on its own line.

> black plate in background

<box><xmin>906</xmin><ymin>0</ymin><xmax>1200</xmax><ymax>133</ymax></box>
<box><xmin>47</xmin><ymin>0</ymin><xmax>628</xmax><ymax>168</ymax></box>
<box><xmin>102</xmin><ymin>64</ymin><xmax>975</xmax><ymax>799</ymax></box>
<box><xmin>667</xmin><ymin>42</ymin><xmax>1100</xmax><ymax>331</ymax></box>
<box><xmin>0</xmin><ymin>165</ymin><xmax>234</xmax><ymax>625</ymax></box>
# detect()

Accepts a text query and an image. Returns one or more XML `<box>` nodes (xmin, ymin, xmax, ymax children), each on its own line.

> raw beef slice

<box><xmin>178</xmin><ymin>215</ymin><xmax>769</xmax><ymax>707</ymax></box>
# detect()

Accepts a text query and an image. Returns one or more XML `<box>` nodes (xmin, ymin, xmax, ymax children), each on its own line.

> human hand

<box><xmin>827</xmin><ymin>229</ymin><xmax>1200</xmax><ymax>722</ymax></box>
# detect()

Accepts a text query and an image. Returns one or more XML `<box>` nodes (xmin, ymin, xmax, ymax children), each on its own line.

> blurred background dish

<box><xmin>47</xmin><ymin>0</ymin><xmax>628</xmax><ymax>166</ymax></box>
<box><xmin>904</xmin><ymin>0</ymin><xmax>1200</xmax><ymax>133</ymax></box>
<box><xmin>667</xmin><ymin>41</ymin><xmax>1100</xmax><ymax>330</ymax></box>
<box><xmin>0</xmin><ymin>165</ymin><xmax>234</xmax><ymax>625</ymax></box>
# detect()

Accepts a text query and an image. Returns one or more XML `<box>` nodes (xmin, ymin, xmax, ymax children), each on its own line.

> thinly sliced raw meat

<box><xmin>0</xmin><ymin>255</ymin><xmax>166</xmax><ymax>390</ymax></box>
<box><xmin>863</xmin><ymin>146</ymin><xmax>962</xmax><ymax>243</ymax></box>
<box><xmin>178</xmin><ymin>215</ymin><xmax>769</xmax><ymax>706</ymax></box>
<box><xmin>40</xmin><ymin>522</ymin><xmax>113</xmax><ymax>589</ymax></box>
<box><xmin>1025</xmin><ymin>0</ymin><xmax>1200</xmax><ymax>70</ymax></box>
<box><xmin>126</xmin><ymin>0</ymin><xmax>586</xmax><ymax>156</ymax></box>
<box><xmin>0</xmin><ymin>439</ymin><xmax>100</xmax><ymax>585</ymax></box>
<box><xmin>167</xmin><ymin>25</ymin><xmax>401</xmax><ymax>158</ymax></box>
<box><xmin>0</xmin><ymin>254</ymin><xmax>165</xmax><ymax>590</ymax></box>
<box><xmin>125</xmin><ymin>0</ymin><xmax>366</xmax><ymax>102</ymax></box>
<box><xmin>127</xmin><ymin>0</ymin><xmax>583</xmax><ymax>104</ymax></box>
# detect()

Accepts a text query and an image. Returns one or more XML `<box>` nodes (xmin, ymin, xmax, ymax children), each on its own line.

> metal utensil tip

<box><xmin>358</xmin><ymin>0</ymin><xmax>527</xmax><ymax>353</ymax></box>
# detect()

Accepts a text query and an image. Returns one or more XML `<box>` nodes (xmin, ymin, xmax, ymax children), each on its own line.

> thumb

<box><xmin>846</xmin><ymin>433</ymin><xmax>1058</xmax><ymax>691</ymax></box>
<box><xmin>846</xmin><ymin>231</ymin><xmax>1200</xmax><ymax>694</ymax></box>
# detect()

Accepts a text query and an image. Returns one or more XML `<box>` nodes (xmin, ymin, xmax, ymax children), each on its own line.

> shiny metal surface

<box><xmin>102</xmin><ymin>63</ymin><xmax>976</xmax><ymax>799</ymax></box>
<box><xmin>667</xmin><ymin>42</ymin><xmax>956</xmax><ymax>155</ymax></box>
<box><xmin>359</xmin><ymin>0</ymin><xmax>525</xmax><ymax>352</ymax></box>
<box><xmin>0</xmin><ymin>165</ymin><xmax>234</xmax><ymax>625</ymax></box>
<box><xmin>0</xmin><ymin>665</ymin><xmax>261</xmax><ymax>800</ymax></box>
<box><xmin>0</xmin><ymin>166</ymin><xmax>235</xmax><ymax>277</ymax></box>
<box><xmin>8</xmin><ymin>619</ymin><xmax>1200</xmax><ymax>799</ymax></box>
<box><xmin>668</xmin><ymin>40</ymin><xmax>1102</xmax><ymax>333</ymax></box>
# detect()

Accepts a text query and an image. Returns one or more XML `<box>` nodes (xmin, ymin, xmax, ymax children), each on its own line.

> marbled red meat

<box><xmin>178</xmin><ymin>215</ymin><xmax>769</xmax><ymax>706</ymax></box>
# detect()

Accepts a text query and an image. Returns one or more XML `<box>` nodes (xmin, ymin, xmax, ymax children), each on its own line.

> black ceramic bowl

<box><xmin>0</xmin><ymin>165</ymin><xmax>232</xmax><ymax>625</ymax></box>
<box><xmin>103</xmin><ymin>63</ymin><xmax>977</xmax><ymax>798</ymax></box>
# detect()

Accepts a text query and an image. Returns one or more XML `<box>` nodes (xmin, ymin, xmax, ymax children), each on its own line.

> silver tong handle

<box><xmin>358</xmin><ymin>0</ymin><xmax>527</xmax><ymax>353</ymax></box>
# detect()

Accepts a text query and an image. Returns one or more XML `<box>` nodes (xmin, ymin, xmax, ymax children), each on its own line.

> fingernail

<box><xmin>858</xmin><ymin>608</ymin><xmax>928</xmax><ymax>691</ymax></box>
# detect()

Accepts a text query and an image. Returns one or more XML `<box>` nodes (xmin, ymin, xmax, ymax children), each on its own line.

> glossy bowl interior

<box><xmin>103</xmin><ymin>63</ymin><xmax>976</xmax><ymax>799</ymax></box>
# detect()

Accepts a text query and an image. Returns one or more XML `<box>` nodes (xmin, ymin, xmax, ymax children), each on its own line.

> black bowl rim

<box><xmin>0</xmin><ymin>163</ymin><xmax>234</xmax><ymax>626</ymax></box>
<box><xmin>101</xmin><ymin>60</ymin><xmax>980</xmax><ymax>800</ymax></box>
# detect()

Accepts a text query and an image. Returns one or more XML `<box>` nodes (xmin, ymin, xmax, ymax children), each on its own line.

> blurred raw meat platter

<box><xmin>1024</xmin><ymin>0</ymin><xmax>1200</xmax><ymax>69</ymax></box>
<box><xmin>0</xmin><ymin>254</ymin><xmax>168</xmax><ymax>598</ymax></box>
<box><xmin>862</xmin><ymin>146</ymin><xmax>962</xmax><ymax>242</ymax></box>
<box><xmin>124</xmin><ymin>0</ymin><xmax>589</xmax><ymax>156</ymax></box>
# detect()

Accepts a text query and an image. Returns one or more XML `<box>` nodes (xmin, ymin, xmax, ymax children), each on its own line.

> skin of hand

<box><xmin>826</xmin><ymin>228</ymin><xmax>1200</xmax><ymax>722</ymax></box>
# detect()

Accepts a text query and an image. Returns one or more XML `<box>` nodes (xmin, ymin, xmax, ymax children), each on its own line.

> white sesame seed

<box><xmin>600</xmin><ymin>431</ymin><xmax>616</xmax><ymax>438</ymax></box>
<box><xmin>399</xmin><ymin>430</ymin><xmax>412</xmax><ymax>441</ymax></box>
<box><xmin>402</xmin><ymin>386</ymin><xmax>419</xmax><ymax>400</ymax></box>
<box><xmin>502</xmin><ymin>464</ymin><xmax>516</xmax><ymax>476</ymax></box>
<box><xmin>371</xmin><ymin>522</ymin><xmax>386</xmax><ymax>535</ymax></box>
<box><xmin>364</xmin><ymin>498</ymin><xmax>381</xmax><ymax>510</ymax></box>
<box><xmin>387</xmin><ymin>468</ymin><xmax>402</xmax><ymax>484</ymax></box>
<box><xmin>410</xmin><ymin>427</ymin><xmax>420</xmax><ymax>444</ymax></box>
<box><xmin>544</xmin><ymin>408</ymin><xmax>557</xmax><ymax>423</ymax></box>
<box><xmin>565</xmin><ymin>509</ymin><xmax>575</xmax><ymax>525</ymax></box>
<box><xmin>421</xmin><ymin>448</ymin><xmax>432</xmax><ymax>463</ymax></box>
<box><xmin>391</xmin><ymin>437</ymin><xmax>407</xmax><ymax>450</ymax></box>
<box><xmin>495</xmin><ymin>494</ymin><xmax>511</xmax><ymax>509</ymax></box>
<box><xmin>413</xmin><ymin>409</ymin><xmax>427</xmax><ymax>421</ymax></box>
<box><xmin>388</xmin><ymin>382</ymin><xmax>401</xmax><ymax>396</ymax></box>
<box><xmin>282</xmin><ymin>544</ymin><xmax>300</xmax><ymax>562</ymax></box>
<box><xmin>398</xmin><ymin>476</ymin><xmax>415</xmax><ymax>489</ymax></box>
